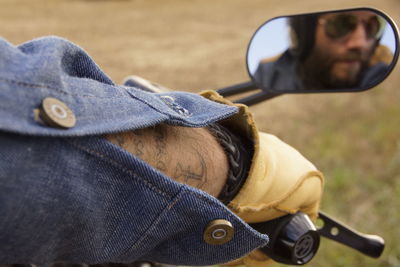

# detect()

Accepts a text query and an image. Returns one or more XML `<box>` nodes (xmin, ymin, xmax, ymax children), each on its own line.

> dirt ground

<box><xmin>1</xmin><ymin>0</ymin><xmax>400</xmax><ymax>266</ymax></box>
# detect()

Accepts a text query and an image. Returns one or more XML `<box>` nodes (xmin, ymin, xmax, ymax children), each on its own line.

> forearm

<box><xmin>105</xmin><ymin>124</ymin><xmax>229</xmax><ymax>197</ymax></box>
<box><xmin>0</xmin><ymin>36</ymin><xmax>267</xmax><ymax>265</ymax></box>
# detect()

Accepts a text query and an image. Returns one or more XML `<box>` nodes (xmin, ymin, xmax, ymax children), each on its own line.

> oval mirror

<box><xmin>247</xmin><ymin>8</ymin><xmax>399</xmax><ymax>93</ymax></box>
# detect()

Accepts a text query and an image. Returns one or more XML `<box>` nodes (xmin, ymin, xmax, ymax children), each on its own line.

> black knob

<box><xmin>250</xmin><ymin>212</ymin><xmax>320</xmax><ymax>265</ymax></box>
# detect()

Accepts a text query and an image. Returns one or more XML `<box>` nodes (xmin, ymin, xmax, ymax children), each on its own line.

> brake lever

<box><xmin>317</xmin><ymin>211</ymin><xmax>385</xmax><ymax>258</ymax></box>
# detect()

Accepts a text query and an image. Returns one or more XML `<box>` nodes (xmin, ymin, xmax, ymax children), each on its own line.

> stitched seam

<box><xmin>270</xmin><ymin>170</ymin><xmax>324</xmax><ymax>206</ymax></box>
<box><xmin>120</xmin><ymin>188</ymin><xmax>267</xmax><ymax>259</ymax></box>
<box><xmin>125</xmin><ymin>90</ymin><xmax>235</xmax><ymax>124</ymax></box>
<box><xmin>184</xmin><ymin>191</ymin><xmax>268</xmax><ymax>241</ymax></box>
<box><xmin>272</xmin><ymin>206</ymin><xmax>319</xmax><ymax>221</ymax></box>
<box><xmin>184</xmin><ymin>190</ymin><xmax>265</xmax><ymax>239</ymax></box>
<box><xmin>66</xmin><ymin>139</ymin><xmax>171</xmax><ymax>198</ymax></box>
<box><xmin>0</xmin><ymin>76</ymin><xmax>125</xmax><ymax>99</ymax></box>
<box><xmin>0</xmin><ymin>75</ymin><xmax>185</xmax><ymax>122</ymax></box>
<box><xmin>125</xmin><ymin>91</ymin><xmax>188</xmax><ymax>122</ymax></box>
<box><xmin>121</xmin><ymin>188</ymin><xmax>265</xmax><ymax>258</ymax></box>
<box><xmin>0</xmin><ymin>97</ymin><xmax>165</xmax><ymax>123</ymax></box>
<box><xmin>1</xmin><ymin>77</ymin><xmax>232</xmax><ymax>125</ymax></box>
<box><xmin>187</xmin><ymin>191</ymin><xmax>239</xmax><ymax>223</ymax></box>
<box><xmin>121</xmin><ymin>188</ymin><xmax>184</xmax><ymax>256</ymax></box>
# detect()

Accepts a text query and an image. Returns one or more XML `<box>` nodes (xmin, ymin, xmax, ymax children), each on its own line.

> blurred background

<box><xmin>1</xmin><ymin>0</ymin><xmax>399</xmax><ymax>266</ymax></box>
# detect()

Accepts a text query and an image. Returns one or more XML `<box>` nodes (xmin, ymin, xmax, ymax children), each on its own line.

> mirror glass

<box><xmin>247</xmin><ymin>8</ymin><xmax>399</xmax><ymax>93</ymax></box>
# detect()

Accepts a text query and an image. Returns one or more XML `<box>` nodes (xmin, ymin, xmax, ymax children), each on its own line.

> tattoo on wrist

<box><xmin>173</xmin><ymin>150</ymin><xmax>207</xmax><ymax>189</ymax></box>
<box><xmin>105</xmin><ymin>124</ymin><xmax>227</xmax><ymax>197</ymax></box>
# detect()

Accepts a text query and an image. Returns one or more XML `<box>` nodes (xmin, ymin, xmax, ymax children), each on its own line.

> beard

<box><xmin>300</xmin><ymin>47</ymin><xmax>372</xmax><ymax>89</ymax></box>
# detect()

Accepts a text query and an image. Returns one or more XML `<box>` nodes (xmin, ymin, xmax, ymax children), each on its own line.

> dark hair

<box><xmin>289</xmin><ymin>14</ymin><xmax>319</xmax><ymax>62</ymax></box>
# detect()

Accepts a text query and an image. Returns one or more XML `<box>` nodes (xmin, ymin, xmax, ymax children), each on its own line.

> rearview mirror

<box><xmin>247</xmin><ymin>8</ymin><xmax>399</xmax><ymax>93</ymax></box>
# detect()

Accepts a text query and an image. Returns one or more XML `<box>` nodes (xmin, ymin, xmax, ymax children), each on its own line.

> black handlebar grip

<box><xmin>250</xmin><ymin>212</ymin><xmax>320</xmax><ymax>265</ymax></box>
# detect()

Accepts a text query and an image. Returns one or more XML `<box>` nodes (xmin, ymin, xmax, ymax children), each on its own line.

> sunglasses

<box><xmin>319</xmin><ymin>13</ymin><xmax>386</xmax><ymax>40</ymax></box>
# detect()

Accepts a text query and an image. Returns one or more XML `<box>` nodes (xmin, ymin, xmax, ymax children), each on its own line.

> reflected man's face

<box><xmin>309</xmin><ymin>11</ymin><xmax>379</xmax><ymax>88</ymax></box>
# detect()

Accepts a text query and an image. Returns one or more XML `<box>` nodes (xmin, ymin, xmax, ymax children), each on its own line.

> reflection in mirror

<box><xmin>247</xmin><ymin>8</ymin><xmax>399</xmax><ymax>92</ymax></box>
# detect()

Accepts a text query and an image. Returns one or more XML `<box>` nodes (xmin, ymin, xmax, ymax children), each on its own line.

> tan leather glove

<box><xmin>201</xmin><ymin>91</ymin><xmax>324</xmax><ymax>267</ymax></box>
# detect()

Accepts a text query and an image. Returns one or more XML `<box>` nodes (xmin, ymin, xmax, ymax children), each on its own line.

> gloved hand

<box><xmin>201</xmin><ymin>91</ymin><xmax>324</xmax><ymax>267</ymax></box>
<box><xmin>230</xmin><ymin>131</ymin><xmax>324</xmax><ymax>222</ymax></box>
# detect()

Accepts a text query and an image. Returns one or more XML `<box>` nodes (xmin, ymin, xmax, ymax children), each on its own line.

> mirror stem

<box><xmin>216</xmin><ymin>81</ymin><xmax>282</xmax><ymax>106</ymax></box>
<box><xmin>216</xmin><ymin>81</ymin><xmax>258</xmax><ymax>97</ymax></box>
<box><xmin>234</xmin><ymin>91</ymin><xmax>281</xmax><ymax>106</ymax></box>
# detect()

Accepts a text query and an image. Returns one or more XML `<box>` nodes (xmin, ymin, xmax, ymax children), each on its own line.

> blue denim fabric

<box><xmin>0</xmin><ymin>36</ymin><xmax>268</xmax><ymax>265</ymax></box>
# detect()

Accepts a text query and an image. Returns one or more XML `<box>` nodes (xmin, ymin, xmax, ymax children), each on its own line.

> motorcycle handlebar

<box><xmin>250</xmin><ymin>211</ymin><xmax>385</xmax><ymax>266</ymax></box>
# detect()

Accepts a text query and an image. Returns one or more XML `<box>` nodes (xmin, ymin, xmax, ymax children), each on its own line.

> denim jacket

<box><xmin>0</xmin><ymin>37</ymin><xmax>268</xmax><ymax>265</ymax></box>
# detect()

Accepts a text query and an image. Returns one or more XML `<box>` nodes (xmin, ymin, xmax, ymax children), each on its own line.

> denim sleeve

<box><xmin>0</xmin><ymin>36</ymin><xmax>268</xmax><ymax>265</ymax></box>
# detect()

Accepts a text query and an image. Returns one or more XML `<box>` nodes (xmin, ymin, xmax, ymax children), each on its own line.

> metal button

<box><xmin>204</xmin><ymin>219</ymin><xmax>234</xmax><ymax>245</ymax></box>
<box><xmin>39</xmin><ymin>97</ymin><xmax>76</xmax><ymax>129</ymax></box>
